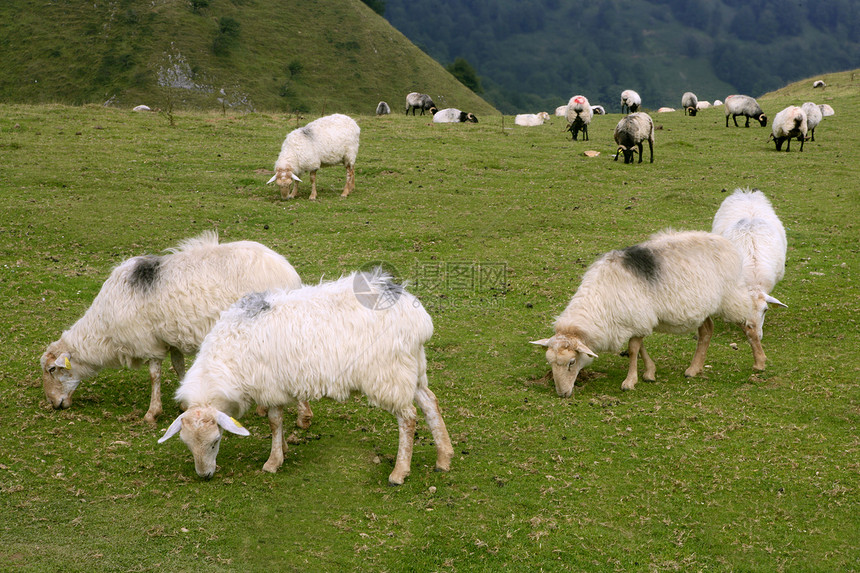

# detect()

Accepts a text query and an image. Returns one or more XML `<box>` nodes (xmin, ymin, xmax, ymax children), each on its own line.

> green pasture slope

<box><xmin>0</xmin><ymin>70</ymin><xmax>857</xmax><ymax>571</ymax></box>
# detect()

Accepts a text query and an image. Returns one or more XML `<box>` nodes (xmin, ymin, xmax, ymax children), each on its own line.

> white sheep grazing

<box><xmin>376</xmin><ymin>101</ymin><xmax>391</xmax><ymax>115</ymax></box>
<box><xmin>554</xmin><ymin>105</ymin><xmax>568</xmax><ymax>117</ymax></box>
<box><xmin>433</xmin><ymin>108</ymin><xmax>479</xmax><ymax>123</ymax></box>
<box><xmin>266</xmin><ymin>113</ymin><xmax>360</xmax><ymax>200</ymax></box>
<box><xmin>712</xmin><ymin>188</ymin><xmax>788</xmax><ymax>341</ymax></box>
<box><xmin>724</xmin><ymin>95</ymin><xmax>767</xmax><ymax>127</ymax></box>
<box><xmin>405</xmin><ymin>92</ymin><xmax>436</xmax><ymax>115</ymax></box>
<box><xmin>531</xmin><ymin>230</ymin><xmax>766</xmax><ymax>395</ymax></box>
<box><xmin>818</xmin><ymin>104</ymin><xmax>835</xmax><ymax>117</ymax></box>
<box><xmin>592</xmin><ymin>105</ymin><xmax>606</xmax><ymax>115</ymax></box>
<box><xmin>769</xmin><ymin>106</ymin><xmax>808</xmax><ymax>152</ymax></box>
<box><xmin>620</xmin><ymin>89</ymin><xmax>641</xmax><ymax>113</ymax></box>
<box><xmin>40</xmin><ymin>232</ymin><xmax>309</xmax><ymax>426</ymax></box>
<box><xmin>565</xmin><ymin>95</ymin><xmax>592</xmax><ymax>141</ymax></box>
<box><xmin>158</xmin><ymin>271</ymin><xmax>454</xmax><ymax>485</ymax></box>
<box><xmin>681</xmin><ymin>92</ymin><xmax>698</xmax><ymax>116</ymax></box>
<box><xmin>514</xmin><ymin>112</ymin><xmax>550</xmax><ymax>126</ymax></box>
<box><xmin>801</xmin><ymin>102</ymin><xmax>823</xmax><ymax>141</ymax></box>
<box><xmin>613</xmin><ymin>112</ymin><xmax>654</xmax><ymax>164</ymax></box>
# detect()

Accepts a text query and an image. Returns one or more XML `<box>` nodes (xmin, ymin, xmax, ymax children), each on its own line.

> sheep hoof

<box><xmin>388</xmin><ymin>478</ymin><xmax>404</xmax><ymax>487</ymax></box>
<box><xmin>262</xmin><ymin>460</ymin><xmax>281</xmax><ymax>473</ymax></box>
<box><xmin>643</xmin><ymin>377</ymin><xmax>656</xmax><ymax>383</ymax></box>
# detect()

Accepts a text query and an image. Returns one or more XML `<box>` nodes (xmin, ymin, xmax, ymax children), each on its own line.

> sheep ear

<box><xmin>765</xmin><ymin>294</ymin><xmax>787</xmax><ymax>308</ymax></box>
<box><xmin>266</xmin><ymin>173</ymin><xmax>277</xmax><ymax>184</ymax></box>
<box><xmin>158</xmin><ymin>413</ymin><xmax>185</xmax><ymax>443</ymax></box>
<box><xmin>54</xmin><ymin>353</ymin><xmax>72</xmax><ymax>370</ymax></box>
<box><xmin>530</xmin><ymin>338</ymin><xmax>552</xmax><ymax>347</ymax></box>
<box><xmin>574</xmin><ymin>341</ymin><xmax>598</xmax><ymax>358</ymax></box>
<box><xmin>216</xmin><ymin>411</ymin><xmax>250</xmax><ymax>437</ymax></box>
<box><xmin>291</xmin><ymin>173</ymin><xmax>302</xmax><ymax>183</ymax></box>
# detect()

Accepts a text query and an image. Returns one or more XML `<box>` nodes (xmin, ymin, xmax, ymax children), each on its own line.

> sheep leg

<box><xmin>295</xmin><ymin>400</ymin><xmax>313</xmax><ymax>429</ymax></box>
<box><xmin>286</xmin><ymin>179</ymin><xmax>299</xmax><ymax>199</ymax></box>
<box><xmin>389</xmin><ymin>409</ymin><xmax>416</xmax><ymax>486</ymax></box>
<box><xmin>414</xmin><ymin>387</ymin><xmax>453</xmax><ymax>472</ymax></box>
<box><xmin>169</xmin><ymin>348</ymin><xmax>186</xmax><ymax>380</ymax></box>
<box><xmin>745</xmin><ymin>116</ymin><xmax>750</xmax><ymax>127</ymax></box>
<box><xmin>263</xmin><ymin>405</ymin><xmax>286</xmax><ymax>473</ymax></box>
<box><xmin>685</xmin><ymin>317</ymin><xmax>714</xmax><ymax>378</ymax></box>
<box><xmin>647</xmin><ymin>139</ymin><xmax>654</xmax><ymax>163</ymax></box>
<box><xmin>743</xmin><ymin>323</ymin><xmax>766</xmax><ymax>371</ymax></box>
<box><xmin>341</xmin><ymin>164</ymin><xmax>354</xmax><ymax>197</ymax></box>
<box><xmin>640</xmin><ymin>343</ymin><xmax>657</xmax><ymax>383</ymax></box>
<box><xmin>621</xmin><ymin>337</ymin><xmax>642</xmax><ymax>390</ymax></box>
<box><xmin>144</xmin><ymin>359</ymin><xmax>163</xmax><ymax>425</ymax></box>
<box><xmin>637</xmin><ymin>142</ymin><xmax>644</xmax><ymax>163</ymax></box>
<box><xmin>308</xmin><ymin>171</ymin><xmax>318</xmax><ymax>201</ymax></box>
<box><xmin>798</xmin><ymin>135</ymin><xmax>804</xmax><ymax>152</ymax></box>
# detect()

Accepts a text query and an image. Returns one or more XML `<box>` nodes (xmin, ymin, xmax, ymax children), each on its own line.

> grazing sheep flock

<box><xmin>614</xmin><ymin>112</ymin><xmax>654</xmax><ymax>164</ymax></box>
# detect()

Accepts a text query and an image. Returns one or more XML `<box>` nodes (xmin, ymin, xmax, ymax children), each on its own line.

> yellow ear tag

<box><xmin>230</xmin><ymin>417</ymin><xmax>244</xmax><ymax>428</ymax></box>
<box><xmin>64</xmin><ymin>357</ymin><xmax>71</xmax><ymax>369</ymax></box>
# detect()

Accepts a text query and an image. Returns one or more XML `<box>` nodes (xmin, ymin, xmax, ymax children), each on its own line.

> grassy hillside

<box><xmin>0</xmin><ymin>70</ymin><xmax>857</xmax><ymax>570</ymax></box>
<box><xmin>0</xmin><ymin>0</ymin><xmax>496</xmax><ymax>115</ymax></box>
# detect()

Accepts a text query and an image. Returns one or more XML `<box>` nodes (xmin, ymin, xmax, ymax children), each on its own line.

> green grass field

<box><xmin>1</xmin><ymin>71</ymin><xmax>857</xmax><ymax>571</ymax></box>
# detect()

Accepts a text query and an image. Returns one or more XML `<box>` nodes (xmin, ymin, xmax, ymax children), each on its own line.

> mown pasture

<box><xmin>0</xmin><ymin>72</ymin><xmax>857</xmax><ymax>571</ymax></box>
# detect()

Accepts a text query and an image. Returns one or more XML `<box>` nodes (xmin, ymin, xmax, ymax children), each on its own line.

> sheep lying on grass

<box><xmin>515</xmin><ymin>112</ymin><xmax>550</xmax><ymax>126</ymax></box>
<box><xmin>532</xmin><ymin>230</ymin><xmax>766</xmax><ymax>395</ymax></box>
<box><xmin>158</xmin><ymin>270</ymin><xmax>453</xmax><ymax>485</ymax></box>
<box><xmin>712</xmin><ymin>188</ymin><xmax>787</xmax><ymax>341</ymax></box>
<box><xmin>266</xmin><ymin>114</ymin><xmax>360</xmax><ymax>200</ymax></box>
<box><xmin>41</xmin><ymin>232</ymin><xmax>307</xmax><ymax>426</ymax></box>
<box><xmin>376</xmin><ymin>101</ymin><xmax>390</xmax><ymax>115</ymax></box>
<box><xmin>433</xmin><ymin>108</ymin><xmax>478</xmax><ymax>123</ymax></box>
<box><xmin>613</xmin><ymin>112</ymin><xmax>654</xmax><ymax>164</ymax></box>
<box><xmin>769</xmin><ymin>106</ymin><xmax>807</xmax><ymax>152</ymax></box>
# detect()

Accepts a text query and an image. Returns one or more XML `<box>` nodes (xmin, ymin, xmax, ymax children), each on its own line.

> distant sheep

<box><xmin>405</xmin><ymin>92</ymin><xmax>436</xmax><ymax>115</ymax></box>
<box><xmin>40</xmin><ymin>232</ymin><xmax>306</xmax><ymax>425</ymax></box>
<box><xmin>514</xmin><ymin>112</ymin><xmax>550</xmax><ymax>126</ymax></box>
<box><xmin>801</xmin><ymin>102</ymin><xmax>823</xmax><ymax>141</ymax></box>
<box><xmin>531</xmin><ymin>230</ymin><xmax>766</xmax><ymax>395</ymax></box>
<box><xmin>657</xmin><ymin>107</ymin><xmax>675</xmax><ymax>113</ymax></box>
<box><xmin>713</xmin><ymin>99</ymin><xmax>723</xmax><ymax>106</ymax></box>
<box><xmin>565</xmin><ymin>95</ymin><xmax>592</xmax><ymax>141</ymax></box>
<box><xmin>769</xmin><ymin>106</ymin><xmax>807</xmax><ymax>152</ymax></box>
<box><xmin>813</xmin><ymin>80</ymin><xmax>826</xmax><ymax>88</ymax></box>
<box><xmin>266</xmin><ymin>113</ymin><xmax>360</xmax><ymax>200</ymax></box>
<box><xmin>158</xmin><ymin>271</ymin><xmax>454</xmax><ymax>486</ymax></box>
<box><xmin>681</xmin><ymin>92</ymin><xmax>698</xmax><ymax>116</ymax></box>
<box><xmin>725</xmin><ymin>95</ymin><xmax>767</xmax><ymax>127</ymax></box>
<box><xmin>818</xmin><ymin>104</ymin><xmax>835</xmax><ymax>117</ymax></box>
<box><xmin>613</xmin><ymin>112</ymin><xmax>654</xmax><ymax>164</ymax></box>
<box><xmin>696</xmin><ymin>101</ymin><xmax>711</xmax><ymax>110</ymax></box>
<box><xmin>620</xmin><ymin>90</ymin><xmax>641</xmax><ymax>114</ymax></box>
<box><xmin>133</xmin><ymin>105</ymin><xmax>152</xmax><ymax>112</ymax></box>
<box><xmin>376</xmin><ymin>101</ymin><xmax>391</xmax><ymax>115</ymax></box>
<box><xmin>554</xmin><ymin>105</ymin><xmax>568</xmax><ymax>117</ymax></box>
<box><xmin>712</xmin><ymin>188</ymin><xmax>787</xmax><ymax>341</ymax></box>
<box><xmin>433</xmin><ymin>108</ymin><xmax>478</xmax><ymax>123</ymax></box>
<box><xmin>592</xmin><ymin>105</ymin><xmax>606</xmax><ymax>115</ymax></box>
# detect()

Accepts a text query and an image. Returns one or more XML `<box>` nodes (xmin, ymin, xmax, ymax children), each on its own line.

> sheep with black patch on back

<box><xmin>565</xmin><ymin>95</ymin><xmax>592</xmax><ymax>141</ymax></box>
<box><xmin>531</xmin><ymin>230</ymin><xmax>766</xmax><ymax>396</ymax></box>
<box><xmin>405</xmin><ymin>92</ymin><xmax>436</xmax><ymax>115</ymax></box>
<box><xmin>712</xmin><ymin>188</ymin><xmax>787</xmax><ymax>341</ymax></box>
<box><xmin>40</xmin><ymin>232</ymin><xmax>310</xmax><ymax>427</ymax></box>
<box><xmin>614</xmin><ymin>112</ymin><xmax>654</xmax><ymax>164</ymax></box>
<box><xmin>514</xmin><ymin>112</ymin><xmax>550</xmax><ymax>126</ymax></box>
<box><xmin>769</xmin><ymin>106</ymin><xmax>807</xmax><ymax>152</ymax></box>
<box><xmin>725</xmin><ymin>95</ymin><xmax>767</xmax><ymax>127</ymax></box>
<box><xmin>801</xmin><ymin>102</ymin><xmax>823</xmax><ymax>141</ymax></box>
<box><xmin>620</xmin><ymin>89</ymin><xmax>641</xmax><ymax>113</ymax></box>
<box><xmin>681</xmin><ymin>92</ymin><xmax>698</xmax><ymax>116</ymax></box>
<box><xmin>266</xmin><ymin>113</ymin><xmax>360</xmax><ymax>200</ymax></box>
<box><xmin>158</xmin><ymin>270</ymin><xmax>454</xmax><ymax>486</ymax></box>
<box><xmin>433</xmin><ymin>108</ymin><xmax>478</xmax><ymax>123</ymax></box>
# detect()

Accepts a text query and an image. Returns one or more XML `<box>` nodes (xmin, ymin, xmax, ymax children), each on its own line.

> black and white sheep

<box><xmin>531</xmin><ymin>230</ymin><xmax>767</xmax><ymax>395</ymax></box>
<box><xmin>813</xmin><ymin>80</ymin><xmax>826</xmax><ymax>88</ymax></box>
<box><xmin>158</xmin><ymin>271</ymin><xmax>454</xmax><ymax>486</ymax></box>
<box><xmin>565</xmin><ymin>95</ymin><xmax>592</xmax><ymax>141</ymax></box>
<box><xmin>801</xmin><ymin>102</ymin><xmax>823</xmax><ymax>141</ymax></box>
<box><xmin>266</xmin><ymin>113</ymin><xmax>360</xmax><ymax>200</ymax></box>
<box><xmin>681</xmin><ymin>92</ymin><xmax>698</xmax><ymax>116</ymax></box>
<box><xmin>613</xmin><ymin>112</ymin><xmax>654</xmax><ymax>164</ymax></box>
<box><xmin>40</xmin><ymin>232</ymin><xmax>306</xmax><ymax>425</ymax></box>
<box><xmin>433</xmin><ymin>108</ymin><xmax>478</xmax><ymax>123</ymax></box>
<box><xmin>769</xmin><ymin>106</ymin><xmax>807</xmax><ymax>152</ymax></box>
<box><xmin>620</xmin><ymin>89</ymin><xmax>641</xmax><ymax>114</ymax></box>
<box><xmin>405</xmin><ymin>92</ymin><xmax>437</xmax><ymax>116</ymax></box>
<box><xmin>376</xmin><ymin>101</ymin><xmax>391</xmax><ymax>115</ymax></box>
<box><xmin>724</xmin><ymin>95</ymin><xmax>767</xmax><ymax>127</ymax></box>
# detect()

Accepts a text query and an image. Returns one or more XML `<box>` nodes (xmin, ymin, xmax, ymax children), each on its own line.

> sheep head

<box><xmin>40</xmin><ymin>341</ymin><xmax>82</xmax><ymax>410</ymax></box>
<box><xmin>158</xmin><ymin>406</ymin><xmax>249</xmax><ymax>480</ymax></box>
<box><xmin>531</xmin><ymin>334</ymin><xmax>597</xmax><ymax>398</ymax></box>
<box><xmin>758</xmin><ymin>114</ymin><xmax>768</xmax><ymax>127</ymax></box>
<box><xmin>616</xmin><ymin>146</ymin><xmax>637</xmax><ymax>164</ymax></box>
<box><xmin>751</xmin><ymin>291</ymin><xmax>787</xmax><ymax>341</ymax></box>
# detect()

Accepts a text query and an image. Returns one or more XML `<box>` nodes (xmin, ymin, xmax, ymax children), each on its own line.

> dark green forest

<box><xmin>384</xmin><ymin>0</ymin><xmax>860</xmax><ymax>113</ymax></box>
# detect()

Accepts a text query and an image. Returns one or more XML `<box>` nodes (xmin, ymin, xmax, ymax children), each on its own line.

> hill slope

<box><xmin>0</xmin><ymin>0</ymin><xmax>497</xmax><ymax>115</ymax></box>
<box><xmin>384</xmin><ymin>0</ymin><xmax>860</xmax><ymax>113</ymax></box>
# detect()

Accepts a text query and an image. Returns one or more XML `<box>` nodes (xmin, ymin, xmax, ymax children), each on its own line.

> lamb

<box><xmin>376</xmin><ymin>101</ymin><xmax>391</xmax><ymax>115</ymax></box>
<box><xmin>724</xmin><ymin>95</ymin><xmax>767</xmax><ymax>127</ymax></box>
<box><xmin>769</xmin><ymin>106</ymin><xmax>807</xmax><ymax>152</ymax></box>
<box><xmin>266</xmin><ymin>113</ymin><xmax>360</xmax><ymax>200</ymax></box>
<box><xmin>613</xmin><ymin>112</ymin><xmax>654</xmax><ymax>164</ymax></box>
<box><xmin>712</xmin><ymin>188</ymin><xmax>788</xmax><ymax>341</ymax></box>
<box><xmin>620</xmin><ymin>89</ymin><xmax>641</xmax><ymax>113</ymax></box>
<box><xmin>158</xmin><ymin>271</ymin><xmax>454</xmax><ymax>486</ymax></box>
<box><xmin>40</xmin><ymin>232</ymin><xmax>309</xmax><ymax>426</ymax></box>
<box><xmin>565</xmin><ymin>95</ymin><xmax>592</xmax><ymax>141</ymax></box>
<box><xmin>405</xmin><ymin>92</ymin><xmax>436</xmax><ymax>115</ymax></box>
<box><xmin>531</xmin><ymin>230</ymin><xmax>766</xmax><ymax>396</ymax></box>
<box><xmin>514</xmin><ymin>112</ymin><xmax>550</xmax><ymax>126</ymax></box>
<box><xmin>433</xmin><ymin>108</ymin><xmax>479</xmax><ymax>123</ymax></box>
<box><xmin>801</xmin><ymin>102</ymin><xmax>823</xmax><ymax>141</ymax></box>
<box><xmin>681</xmin><ymin>92</ymin><xmax>698</xmax><ymax>116</ymax></box>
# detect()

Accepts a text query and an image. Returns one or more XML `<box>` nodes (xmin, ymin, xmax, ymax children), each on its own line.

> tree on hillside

<box><xmin>446</xmin><ymin>57</ymin><xmax>484</xmax><ymax>94</ymax></box>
